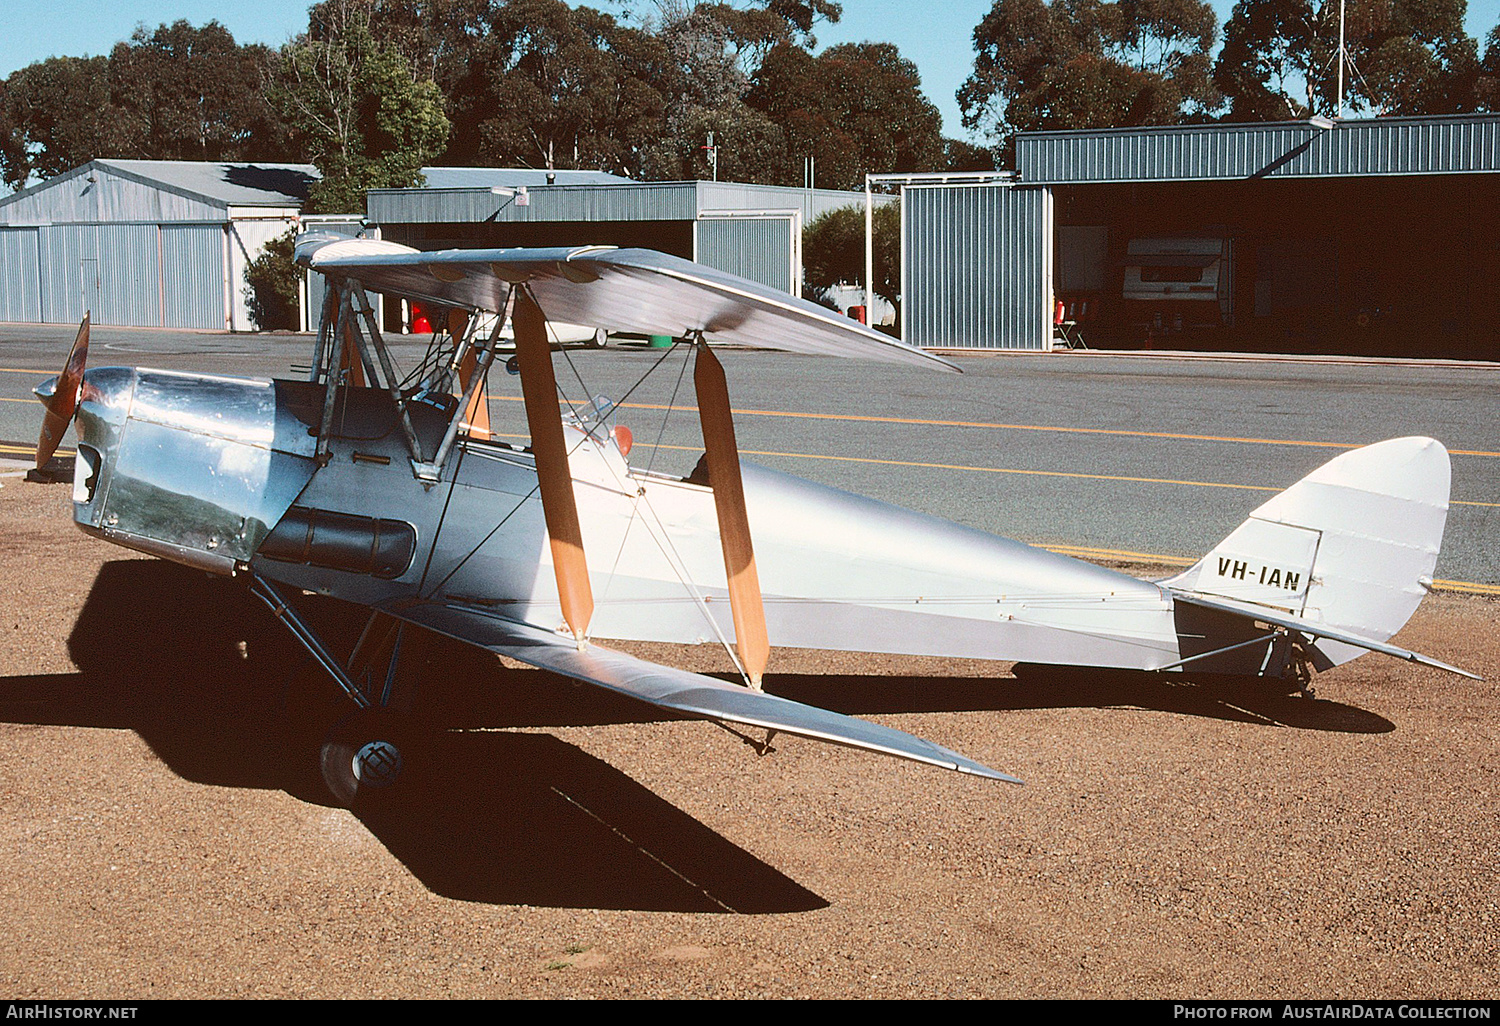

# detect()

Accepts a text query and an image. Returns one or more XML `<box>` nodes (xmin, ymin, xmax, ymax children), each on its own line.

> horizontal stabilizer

<box><xmin>381</xmin><ymin>601</ymin><xmax>1018</xmax><ymax>782</ymax></box>
<box><xmin>295</xmin><ymin>234</ymin><xmax>956</xmax><ymax>372</ymax></box>
<box><xmin>1172</xmin><ymin>589</ymin><xmax>1481</xmax><ymax>681</ymax></box>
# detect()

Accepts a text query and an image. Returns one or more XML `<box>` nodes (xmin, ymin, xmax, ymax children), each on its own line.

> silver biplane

<box><xmin>33</xmin><ymin>233</ymin><xmax>1476</xmax><ymax>802</ymax></box>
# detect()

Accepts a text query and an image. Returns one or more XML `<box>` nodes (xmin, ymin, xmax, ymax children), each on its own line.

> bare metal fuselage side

<box><xmin>69</xmin><ymin>369</ymin><xmax>1185</xmax><ymax>674</ymax></box>
<box><xmin>260</xmin><ymin>381</ymin><xmax>1181</xmax><ymax>672</ymax></box>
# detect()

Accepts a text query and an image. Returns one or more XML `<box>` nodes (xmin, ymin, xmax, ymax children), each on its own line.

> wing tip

<box><xmin>959</xmin><ymin>763</ymin><xmax>1025</xmax><ymax>784</ymax></box>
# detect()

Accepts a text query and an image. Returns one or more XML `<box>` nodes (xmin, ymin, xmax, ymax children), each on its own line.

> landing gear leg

<box><xmin>1290</xmin><ymin>651</ymin><xmax>1316</xmax><ymax>699</ymax></box>
<box><xmin>318</xmin><ymin>612</ymin><xmax>415</xmax><ymax>805</ymax></box>
<box><xmin>252</xmin><ymin>575</ymin><xmax>418</xmax><ymax>806</ymax></box>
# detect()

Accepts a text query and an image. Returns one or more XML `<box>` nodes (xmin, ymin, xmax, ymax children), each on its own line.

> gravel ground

<box><xmin>0</xmin><ymin>474</ymin><xmax>1496</xmax><ymax>999</ymax></box>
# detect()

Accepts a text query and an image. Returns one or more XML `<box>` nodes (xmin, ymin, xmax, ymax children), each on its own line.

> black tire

<box><xmin>320</xmin><ymin>709</ymin><xmax>409</xmax><ymax>807</ymax></box>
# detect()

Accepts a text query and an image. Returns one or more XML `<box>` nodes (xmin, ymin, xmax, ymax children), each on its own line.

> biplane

<box><xmin>33</xmin><ymin>233</ymin><xmax>1476</xmax><ymax>802</ymax></box>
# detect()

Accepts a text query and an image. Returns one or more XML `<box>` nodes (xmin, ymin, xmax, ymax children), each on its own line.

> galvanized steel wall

<box><xmin>0</xmin><ymin>164</ymin><xmax>227</xmax><ymax>224</ymax></box>
<box><xmin>23</xmin><ymin>223</ymin><xmax>226</xmax><ymax>329</ymax></box>
<box><xmin>161</xmin><ymin>225</ymin><xmax>228</xmax><ymax>328</ymax></box>
<box><xmin>904</xmin><ymin>183</ymin><xmax>1053</xmax><ymax>350</ymax></box>
<box><xmin>695</xmin><ymin>216</ymin><xmax>796</xmax><ymax>293</ymax></box>
<box><xmin>697</xmin><ymin>182</ymin><xmax>885</xmax><ymax>225</ymax></box>
<box><xmin>0</xmin><ymin>228</ymin><xmax>42</xmax><ymax>322</ymax></box>
<box><xmin>1018</xmin><ymin>115</ymin><xmax>1500</xmax><ymax>183</ymax></box>
<box><xmin>367</xmin><ymin>181</ymin><xmax>874</xmax><ymax>229</ymax></box>
<box><xmin>98</xmin><ymin>224</ymin><xmax>164</xmax><ymax>326</ymax></box>
<box><xmin>368</xmin><ymin>183</ymin><xmax>703</xmax><ymax>224</ymax></box>
<box><xmin>38</xmin><ymin>225</ymin><xmax>100</xmax><ymax>325</ymax></box>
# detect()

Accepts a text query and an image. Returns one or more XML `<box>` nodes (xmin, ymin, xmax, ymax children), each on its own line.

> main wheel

<box><xmin>320</xmin><ymin>709</ymin><xmax>408</xmax><ymax>807</ymax></box>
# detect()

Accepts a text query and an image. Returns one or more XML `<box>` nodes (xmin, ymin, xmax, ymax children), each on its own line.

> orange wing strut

<box><xmin>513</xmin><ymin>290</ymin><xmax>594</xmax><ymax>642</ymax></box>
<box><xmin>694</xmin><ymin>344</ymin><xmax>770</xmax><ymax>688</ymax></box>
<box><xmin>338</xmin><ymin>307</ymin><xmax>365</xmax><ymax>388</ymax></box>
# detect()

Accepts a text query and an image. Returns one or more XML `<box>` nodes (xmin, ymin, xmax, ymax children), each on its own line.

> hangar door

<box><xmin>904</xmin><ymin>183</ymin><xmax>1053</xmax><ymax>349</ymax></box>
<box><xmin>0</xmin><ymin>228</ymin><xmax>41</xmax><ymax>322</ymax></box>
<box><xmin>29</xmin><ymin>223</ymin><xmax>228</xmax><ymax>329</ymax></box>
<box><xmin>694</xmin><ymin>210</ymin><xmax>800</xmax><ymax>295</ymax></box>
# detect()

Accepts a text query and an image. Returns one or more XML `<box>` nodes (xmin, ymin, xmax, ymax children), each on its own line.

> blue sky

<box><xmin>2</xmin><ymin>0</ymin><xmax>1498</xmax><ymax>142</ymax></box>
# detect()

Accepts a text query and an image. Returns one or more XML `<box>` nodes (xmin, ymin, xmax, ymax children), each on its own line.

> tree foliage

<box><xmin>0</xmin><ymin>56</ymin><xmax>121</xmax><ymax>187</ymax></box>
<box><xmin>637</xmin><ymin>1</ymin><xmax>784</xmax><ymax>180</ymax></box>
<box><xmin>802</xmin><ymin>200</ymin><xmax>900</xmax><ymax>303</ymax></box>
<box><xmin>244</xmin><ymin>229</ymin><xmax>302</xmax><ymax>331</ymax></box>
<box><xmin>274</xmin><ymin>0</ymin><xmax>451</xmax><ymax>213</ymax></box>
<box><xmin>439</xmin><ymin>0</ymin><xmax>670</xmax><ymax>173</ymax></box>
<box><xmin>0</xmin><ymin>22</ymin><xmax>295</xmax><ymax>190</ymax></box>
<box><xmin>1215</xmin><ymin>0</ymin><xmax>1479</xmax><ymax>119</ymax></box>
<box><xmin>1478</xmin><ymin>25</ymin><xmax>1500</xmax><ymax>110</ymax></box>
<box><xmin>748</xmin><ymin>42</ymin><xmax>946</xmax><ymax>189</ymax></box>
<box><xmin>108</xmin><ymin>22</ymin><xmax>291</xmax><ymax>162</ymax></box>
<box><xmin>958</xmin><ymin>0</ymin><xmax>1218</xmax><ymax>163</ymax></box>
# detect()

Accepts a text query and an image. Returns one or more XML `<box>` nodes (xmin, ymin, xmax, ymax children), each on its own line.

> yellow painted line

<box><xmin>491</xmin><ymin>395</ymin><xmax>1500</xmax><ymax>459</ymax></box>
<box><xmin>745</xmin><ymin>450</ymin><xmax>1285</xmax><ymax>491</ymax></box>
<box><xmin>1433</xmin><ymin>578</ymin><xmax>1500</xmax><ymax>596</ymax></box>
<box><xmin>0</xmin><ymin>396</ymin><xmax>35</xmax><ymax>403</ymax></box>
<box><xmin>10</xmin><ymin>374</ymin><xmax>1497</xmax><ymax>457</ymax></box>
<box><xmin>1038</xmin><ymin>545</ymin><xmax>1500</xmax><ymax>596</ymax></box>
<box><xmin>1041</xmin><ymin>544</ymin><xmax>1195</xmax><ymax>566</ymax></box>
<box><xmin>0</xmin><ymin>368</ymin><xmax>48</xmax><ymax>374</ymax></box>
<box><xmin>7</xmin><ymin>433</ymin><xmax>1496</xmax><ymax>594</ymax></box>
<box><xmin>0</xmin><ymin>443</ymin><xmax>71</xmax><ymax>456</ymax></box>
<box><xmin>508</xmin><ymin>432</ymin><xmax>1499</xmax><ymax>506</ymax></box>
<box><xmin>621</xmin><ymin>438</ymin><xmax>1279</xmax><ymax>492</ymax></box>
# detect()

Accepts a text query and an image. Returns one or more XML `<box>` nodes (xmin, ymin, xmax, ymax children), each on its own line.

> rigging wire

<box><xmin>643</xmin><ymin>341</ymin><xmax>692</xmax><ymax>479</ymax></box>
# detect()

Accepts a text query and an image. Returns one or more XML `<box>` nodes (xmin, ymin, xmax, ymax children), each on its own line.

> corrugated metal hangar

<box><xmin>7</xmin><ymin>116</ymin><xmax>1497</xmax><ymax>361</ymax></box>
<box><xmin>0</xmin><ymin>159</ymin><xmax>314</xmax><ymax>330</ymax></box>
<box><xmin>902</xmin><ymin>113</ymin><xmax>1500</xmax><ymax>357</ymax></box>
<box><xmin>368</xmin><ymin>169</ymin><xmax>882</xmax><ymax>299</ymax></box>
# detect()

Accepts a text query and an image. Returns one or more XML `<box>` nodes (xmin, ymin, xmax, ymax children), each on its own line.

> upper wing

<box><xmin>1171</xmin><ymin>589</ymin><xmax>1481</xmax><ymax>680</ymax></box>
<box><xmin>379</xmin><ymin>599</ymin><xmax>1019</xmax><ymax>782</ymax></box>
<box><xmin>295</xmin><ymin>234</ymin><xmax>957</xmax><ymax>372</ymax></box>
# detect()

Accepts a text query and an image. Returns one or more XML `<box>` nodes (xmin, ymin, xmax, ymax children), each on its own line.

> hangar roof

<box><xmin>1016</xmin><ymin>114</ymin><xmax>1500</xmax><ymax>185</ymax></box>
<box><xmin>0</xmin><ymin>159</ymin><xmax>317</xmax><ymax>225</ymax></box>
<box><xmin>92</xmin><ymin>160</ymin><xmax>319</xmax><ymax>206</ymax></box>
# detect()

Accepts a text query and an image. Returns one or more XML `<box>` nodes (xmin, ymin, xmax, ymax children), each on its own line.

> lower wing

<box><xmin>380</xmin><ymin>599</ymin><xmax>1020</xmax><ymax>782</ymax></box>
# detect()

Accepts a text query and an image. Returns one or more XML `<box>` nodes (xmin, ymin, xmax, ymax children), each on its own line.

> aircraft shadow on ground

<box><xmin>4</xmin><ymin>559</ymin><xmax>822</xmax><ymax>912</ymax></box>
<box><xmin>768</xmin><ymin>663</ymin><xmax>1394</xmax><ymax>734</ymax></box>
<box><xmin>2</xmin><ymin>558</ymin><xmax>1392</xmax><ymax>907</ymax></box>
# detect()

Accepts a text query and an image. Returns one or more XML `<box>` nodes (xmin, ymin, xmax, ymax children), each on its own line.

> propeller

<box><xmin>35</xmin><ymin>314</ymin><xmax>89</xmax><ymax>469</ymax></box>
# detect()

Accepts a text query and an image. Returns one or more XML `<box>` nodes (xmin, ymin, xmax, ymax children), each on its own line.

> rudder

<box><xmin>1165</xmin><ymin>437</ymin><xmax>1450</xmax><ymax>669</ymax></box>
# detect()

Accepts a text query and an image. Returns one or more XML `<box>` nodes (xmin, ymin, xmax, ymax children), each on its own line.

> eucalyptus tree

<box><xmin>1214</xmin><ymin>0</ymin><xmax>1479</xmax><ymax>119</ymax></box>
<box><xmin>958</xmin><ymin>0</ymin><xmax>1218</xmax><ymax>164</ymax></box>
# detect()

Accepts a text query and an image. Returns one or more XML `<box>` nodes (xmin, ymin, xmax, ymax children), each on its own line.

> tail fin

<box><xmin>1165</xmin><ymin>437</ymin><xmax>1450</xmax><ymax>670</ymax></box>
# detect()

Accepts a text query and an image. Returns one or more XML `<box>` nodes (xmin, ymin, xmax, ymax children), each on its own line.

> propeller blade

<box><xmin>36</xmin><ymin>314</ymin><xmax>89</xmax><ymax>469</ymax></box>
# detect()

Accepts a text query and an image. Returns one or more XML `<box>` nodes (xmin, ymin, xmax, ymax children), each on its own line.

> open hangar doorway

<box><xmin>1051</xmin><ymin>174</ymin><xmax>1500</xmax><ymax>360</ymax></box>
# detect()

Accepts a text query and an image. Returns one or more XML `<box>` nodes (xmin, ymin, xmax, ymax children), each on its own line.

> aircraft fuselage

<box><xmin>68</xmin><ymin>367</ymin><xmax>1214</xmax><ymax>677</ymax></box>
